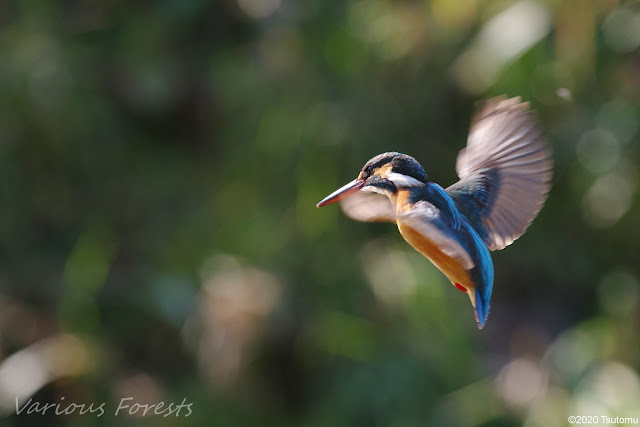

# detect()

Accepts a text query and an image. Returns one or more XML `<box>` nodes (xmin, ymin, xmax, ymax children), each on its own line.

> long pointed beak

<box><xmin>316</xmin><ymin>179</ymin><xmax>365</xmax><ymax>207</ymax></box>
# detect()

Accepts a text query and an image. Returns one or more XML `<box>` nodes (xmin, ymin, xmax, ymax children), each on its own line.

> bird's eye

<box><xmin>362</xmin><ymin>167</ymin><xmax>372</xmax><ymax>179</ymax></box>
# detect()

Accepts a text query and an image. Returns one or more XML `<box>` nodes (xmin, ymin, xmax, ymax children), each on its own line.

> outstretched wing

<box><xmin>447</xmin><ymin>96</ymin><xmax>552</xmax><ymax>251</ymax></box>
<box><xmin>339</xmin><ymin>191</ymin><xmax>396</xmax><ymax>223</ymax></box>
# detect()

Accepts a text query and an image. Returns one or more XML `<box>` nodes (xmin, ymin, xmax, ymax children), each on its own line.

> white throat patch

<box><xmin>387</xmin><ymin>172</ymin><xmax>424</xmax><ymax>188</ymax></box>
<box><xmin>362</xmin><ymin>185</ymin><xmax>388</xmax><ymax>196</ymax></box>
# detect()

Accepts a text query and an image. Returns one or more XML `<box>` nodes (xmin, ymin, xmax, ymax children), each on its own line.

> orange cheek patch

<box><xmin>377</xmin><ymin>163</ymin><xmax>393</xmax><ymax>178</ymax></box>
<box><xmin>454</xmin><ymin>283</ymin><xmax>468</xmax><ymax>293</ymax></box>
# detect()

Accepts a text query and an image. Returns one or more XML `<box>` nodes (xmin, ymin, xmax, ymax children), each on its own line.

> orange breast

<box><xmin>392</xmin><ymin>188</ymin><xmax>475</xmax><ymax>291</ymax></box>
<box><xmin>397</xmin><ymin>221</ymin><xmax>473</xmax><ymax>289</ymax></box>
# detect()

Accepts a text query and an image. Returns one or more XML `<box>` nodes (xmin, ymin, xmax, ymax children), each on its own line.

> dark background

<box><xmin>1</xmin><ymin>0</ymin><xmax>639</xmax><ymax>426</ymax></box>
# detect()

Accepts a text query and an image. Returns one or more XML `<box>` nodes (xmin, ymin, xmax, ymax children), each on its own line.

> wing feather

<box><xmin>447</xmin><ymin>96</ymin><xmax>552</xmax><ymax>251</ymax></box>
<box><xmin>339</xmin><ymin>191</ymin><xmax>396</xmax><ymax>223</ymax></box>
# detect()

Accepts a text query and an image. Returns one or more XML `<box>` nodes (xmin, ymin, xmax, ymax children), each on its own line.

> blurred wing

<box><xmin>447</xmin><ymin>96</ymin><xmax>553</xmax><ymax>251</ymax></box>
<box><xmin>339</xmin><ymin>191</ymin><xmax>396</xmax><ymax>223</ymax></box>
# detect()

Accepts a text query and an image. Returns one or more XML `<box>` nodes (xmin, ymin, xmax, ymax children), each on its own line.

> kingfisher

<box><xmin>316</xmin><ymin>96</ymin><xmax>552</xmax><ymax>328</ymax></box>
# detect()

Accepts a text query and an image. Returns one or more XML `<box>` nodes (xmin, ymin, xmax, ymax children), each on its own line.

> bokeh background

<box><xmin>1</xmin><ymin>0</ymin><xmax>640</xmax><ymax>426</ymax></box>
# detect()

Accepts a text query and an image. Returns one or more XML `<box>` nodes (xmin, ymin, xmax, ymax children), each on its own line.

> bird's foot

<box><xmin>454</xmin><ymin>283</ymin><xmax>468</xmax><ymax>293</ymax></box>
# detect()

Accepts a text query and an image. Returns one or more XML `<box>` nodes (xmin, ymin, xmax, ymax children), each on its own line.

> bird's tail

<box><xmin>468</xmin><ymin>286</ymin><xmax>490</xmax><ymax>329</ymax></box>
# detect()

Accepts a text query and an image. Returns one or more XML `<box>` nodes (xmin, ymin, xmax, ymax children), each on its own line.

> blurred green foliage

<box><xmin>1</xmin><ymin>0</ymin><xmax>639</xmax><ymax>426</ymax></box>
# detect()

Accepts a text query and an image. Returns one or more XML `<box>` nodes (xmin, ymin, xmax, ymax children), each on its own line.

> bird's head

<box><xmin>317</xmin><ymin>152</ymin><xmax>428</xmax><ymax>207</ymax></box>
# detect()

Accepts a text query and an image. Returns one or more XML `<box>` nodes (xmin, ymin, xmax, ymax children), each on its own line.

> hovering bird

<box><xmin>316</xmin><ymin>96</ymin><xmax>552</xmax><ymax>328</ymax></box>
